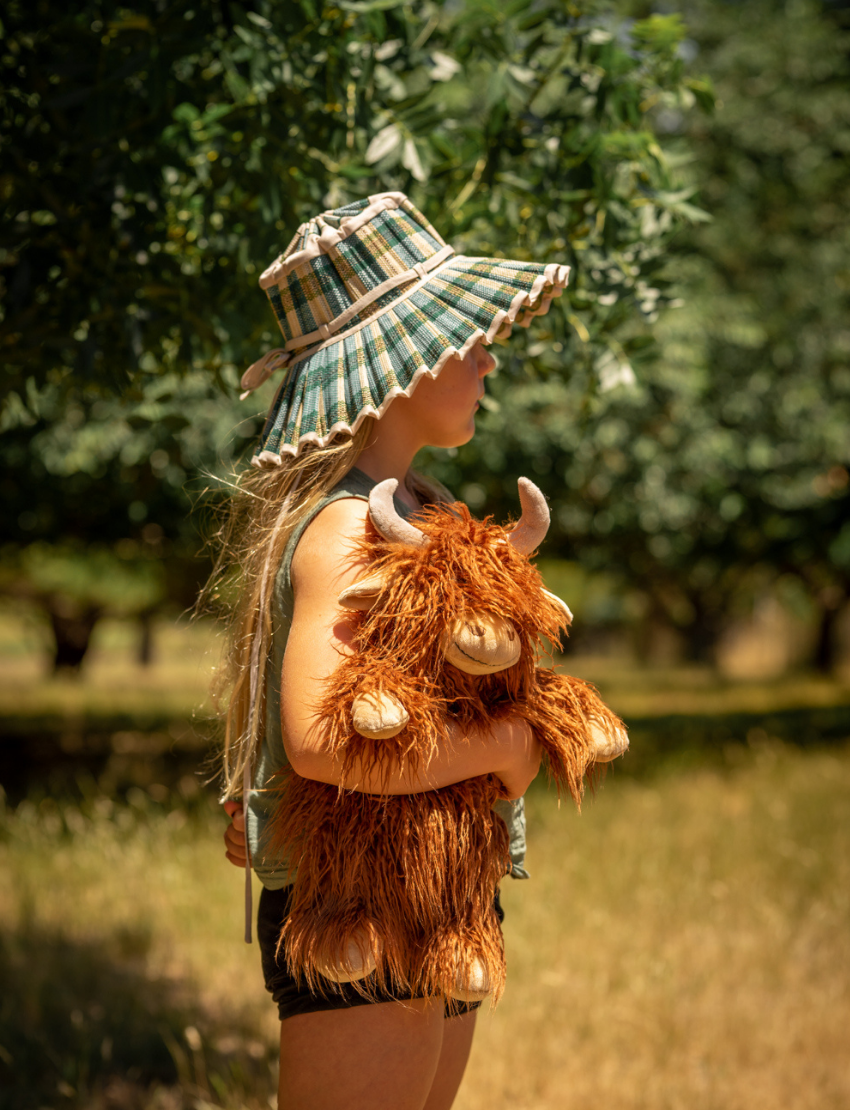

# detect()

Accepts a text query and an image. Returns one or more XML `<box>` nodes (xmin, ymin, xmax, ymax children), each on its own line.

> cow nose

<box><xmin>444</xmin><ymin>611</ymin><xmax>522</xmax><ymax>675</ymax></box>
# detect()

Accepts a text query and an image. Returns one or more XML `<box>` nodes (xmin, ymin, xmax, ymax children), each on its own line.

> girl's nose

<box><xmin>476</xmin><ymin>344</ymin><xmax>497</xmax><ymax>377</ymax></box>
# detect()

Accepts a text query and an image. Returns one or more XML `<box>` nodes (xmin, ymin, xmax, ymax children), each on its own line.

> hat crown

<box><xmin>248</xmin><ymin>190</ymin><xmax>571</xmax><ymax>464</ymax></box>
<box><xmin>260</xmin><ymin>193</ymin><xmax>450</xmax><ymax>350</ymax></box>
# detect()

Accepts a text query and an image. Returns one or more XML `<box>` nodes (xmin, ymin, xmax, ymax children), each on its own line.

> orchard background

<box><xmin>1</xmin><ymin>2</ymin><xmax>849</xmax><ymax>1107</ymax></box>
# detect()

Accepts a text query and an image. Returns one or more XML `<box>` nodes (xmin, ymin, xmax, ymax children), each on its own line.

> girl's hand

<box><xmin>223</xmin><ymin>799</ymin><xmax>248</xmax><ymax>867</ymax></box>
<box><xmin>492</xmin><ymin>717</ymin><xmax>543</xmax><ymax>801</ymax></box>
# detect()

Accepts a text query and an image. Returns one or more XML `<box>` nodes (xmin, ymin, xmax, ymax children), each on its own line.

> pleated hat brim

<box><xmin>254</xmin><ymin>254</ymin><xmax>570</xmax><ymax>465</ymax></box>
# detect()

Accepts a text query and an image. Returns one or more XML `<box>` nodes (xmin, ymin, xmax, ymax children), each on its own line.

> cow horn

<box><xmin>338</xmin><ymin>571</ymin><xmax>388</xmax><ymax>611</ymax></box>
<box><xmin>508</xmin><ymin>478</ymin><xmax>550</xmax><ymax>555</ymax></box>
<box><xmin>368</xmin><ymin>479</ymin><xmax>427</xmax><ymax>547</ymax></box>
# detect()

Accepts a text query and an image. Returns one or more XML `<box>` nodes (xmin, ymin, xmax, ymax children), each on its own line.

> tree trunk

<box><xmin>682</xmin><ymin>596</ymin><xmax>723</xmax><ymax>665</ymax></box>
<box><xmin>137</xmin><ymin>609</ymin><xmax>156</xmax><ymax>667</ymax></box>
<box><xmin>813</xmin><ymin>604</ymin><xmax>839</xmax><ymax>674</ymax></box>
<box><xmin>633</xmin><ymin>593</ymin><xmax>684</xmax><ymax>664</ymax></box>
<box><xmin>48</xmin><ymin>602</ymin><xmax>102</xmax><ymax>674</ymax></box>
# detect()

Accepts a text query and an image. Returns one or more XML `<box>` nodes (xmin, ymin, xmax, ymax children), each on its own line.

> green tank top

<box><xmin>246</xmin><ymin>466</ymin><xmax>529</xmax><ymax>888</ymax></box>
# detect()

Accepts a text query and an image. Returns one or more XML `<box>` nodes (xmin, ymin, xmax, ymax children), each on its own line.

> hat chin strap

<box><xmin>240</xmin><ymin>245</ymin><xmax>456</xmax><ymax>399</ymax></box>
<box><xmin>239</xmin><ymin>348</ymin><xmax>290</xmax><ymax>400</ymax></box>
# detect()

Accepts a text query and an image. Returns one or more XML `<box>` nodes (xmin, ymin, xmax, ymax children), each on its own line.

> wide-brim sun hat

<box><xmin>241</xmin><ymin>192</ymin><xmax>570</xmax><ymax>466</ymax></box>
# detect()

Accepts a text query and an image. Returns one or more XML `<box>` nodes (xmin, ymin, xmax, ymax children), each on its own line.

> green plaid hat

<box><xmin>241</xmin><ymin>192</ymin><xmax>570</xmax><ymax>465</ymax></box>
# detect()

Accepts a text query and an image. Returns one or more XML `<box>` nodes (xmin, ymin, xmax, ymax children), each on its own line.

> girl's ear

<box><xmin>338</xmin><ymin>571</ymin><xmax>389</xmax><ymax>611</ymax></box>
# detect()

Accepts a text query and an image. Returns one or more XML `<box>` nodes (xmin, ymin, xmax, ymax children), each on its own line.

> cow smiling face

<box><xmin>337</xmin><ymin>478</ymin><xmax>575</xmax><ymax>739</ymax></box>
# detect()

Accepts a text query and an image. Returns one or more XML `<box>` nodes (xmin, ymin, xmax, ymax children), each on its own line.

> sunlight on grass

<box><xmin>1</xmin><ymin>792</ymin><xmax>276</xmax><ymax>1109</ymax></box>
<box><xmin>0</xmin><ymin>611</ymin><xmax>221</xmax><ymax>720</ymax></box>
<box><xmin>2</xmin><ymin>743</ymin><xmax>849</xmax><ymax>1108</ymax></box>
<box><xmin>2</xmin><ymin>608</ymin><xmax>849</xmax><ymax>725</ymax></box>
<box><xmin>564</xmin><ymin>653</ymin><xmax>850</xmax><ymax>719</ymax></box>
<box><xmin>464</xmin><ymin>741</ymin><xmax>850</xmax><ymax>1110</ymax></box>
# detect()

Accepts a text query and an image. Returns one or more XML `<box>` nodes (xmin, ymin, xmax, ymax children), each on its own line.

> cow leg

<box><xmin>314</xmin><ymin>921</ymin><xmax>383</xmax><ymax>983</ymax></box>
<box><xmin>417</xmin><ymin>912</ymin><xmax>505</xmax><ymax>1005</ymax></box>
<box><xmin>447</xmin><ymin>954</ymin><xmax>492</xmax><ymax>1004</ymax></box>
<box><xmin>351</xmin><ymin>690</ymin><xmax>410</xmax><ymax>739</ymax></box>
<box><xmin>525</xmin><ymin>670</ymin><xmax>630</xmax><ymax>800</ymax></box>
<box><xmin>588</xmin><ymin>720</ymin><xmax>630</xmax><ymax>762</ymax></box>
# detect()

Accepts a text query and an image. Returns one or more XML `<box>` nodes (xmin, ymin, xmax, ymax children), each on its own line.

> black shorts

<box><xmin>258</xmin><ymin>884</ymin><xmax>505</xmax><ymax>1023</ymax></box>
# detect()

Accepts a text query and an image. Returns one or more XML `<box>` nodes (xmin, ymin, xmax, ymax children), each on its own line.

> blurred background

<box><xmin>1</xmin><ymin>1</ymin><xmax>849</xmax><ymax>1107</ymax></box>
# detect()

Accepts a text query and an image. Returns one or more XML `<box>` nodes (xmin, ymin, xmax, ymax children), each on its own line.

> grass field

<box><xmin>2</xmin><ymin>740</ymin><xmax>849</xmax><ymax>1109</ymax></box>
<box><xmin>0</xmin><ymin>611</ymin><xmax>220</xmax><ymax>722</ymax></box>
<box><xmin>2</xmin><ymin>609</ymin><xmax>850</xmax><ymax>1107</ymax></box>
<box><xmin>470</xmin><ymin>740</ymin><xmax>850</xmax><ymax>1110</ymax></box>
<box><xmin>2</xmin><ymin>608</ymin><xmax>849</xmax><ymax>725</ymax></box>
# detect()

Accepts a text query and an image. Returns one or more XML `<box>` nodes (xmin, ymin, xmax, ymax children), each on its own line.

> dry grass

<box><xmin>2</xmin><ymin>742</ymin><xmax>849</xmax><ymax>1108</ymax></box>
<box><xmin>463</xmin><ymin>741</ymin><xmax>850</xmax><ymax>1110</ymax></box>
<box><xmin>1</xmin><ymin>792</ymin><xmax>277</xmax><ymax>1109</ymax></box>
<box><xmin>0</xmin><ymin>611</ymin><xmax>219</xmax><ymax>720</ymax></box>
<box><xmin>2</xmin><ymin>606</ymin><xmax>850</xmax><ymax>1106</ymax></box>
<box><xmin>2</xmin><ymin>607</ymin><xmax>849</xmax><ymax>724</ymax></box>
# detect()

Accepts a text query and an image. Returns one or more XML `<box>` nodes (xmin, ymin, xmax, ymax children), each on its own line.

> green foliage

<box><xmin>1</xmin><ymin>370</ymin><xmax>256</xmax><ymax>555</ymax></box>
<box><xmin>0</xmin><ymin>0</ymin><xmax>712</xmax><ymax>662</ymax></box>
<box><xmin>5</xmin><ymin>543</ymin><xmax>163</xmax><ymax>614</ymax></box>
<box><xmin>2</xmin><ymin>0</ymin><xmax>847</xmax><ymax>667</ymax></box>
<box><xmin>1</xmin><ymin>0</ymin><xmax>707</xmax><ymax>414</ymax></box>
<box><xmin>423</xmin><ymin>0</ymin><xmax>850</xmax><ymax>660</ymax></box>
<box><xmin>676</xmin><ymin>0</ymin><xmax>850</xmax><ymax>606</ymax></box>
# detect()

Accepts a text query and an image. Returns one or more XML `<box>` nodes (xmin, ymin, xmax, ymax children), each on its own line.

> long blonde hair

<box><xmin>203</xmin><ymin>418</ymin><xmax>447</xmax><ymax>800</ymax></box>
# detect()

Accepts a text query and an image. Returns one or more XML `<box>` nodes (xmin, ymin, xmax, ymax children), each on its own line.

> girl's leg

<box><xmin>423</xmin><ymin>1010</ymin><xmax>478</xmax><ymax>1110</ymax></box>
<box><xmin>278</xmin><ymin>997</ymin><xmax>446</xmax><ymax>1110</ymax></box>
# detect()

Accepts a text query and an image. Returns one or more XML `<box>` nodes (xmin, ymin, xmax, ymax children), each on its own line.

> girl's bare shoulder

<box><xmin>290</xmin><ymin>497</ymin><xmax>371</xmax><ymax>603</ymax></box>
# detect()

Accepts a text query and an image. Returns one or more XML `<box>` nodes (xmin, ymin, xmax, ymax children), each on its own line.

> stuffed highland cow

<box><xmin>269</xmin><ymin>477</ymin><xmax>628</xmax><ymax>1006</ymax></box>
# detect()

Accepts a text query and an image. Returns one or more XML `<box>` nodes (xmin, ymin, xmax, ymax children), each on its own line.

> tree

<box><xmin>1</xmin><ymin>0</ymin><xmax>708</xmax><ymax>410</ymax></box>
<box><xmin>1</xmin><ymin>0</ymin><xmax>710</xmax><ymax>669</ymax></box>
<box><xmin>675</xmin><ymin>0</ymin><xmax>850</xmax><ymax>668</ymax></box>
<box><xmin>0</xmin><ymin>371</ymin><xmax>258</xmax><ymax>669</ymax></box>
<box><xmin>421</xmin><ymin>0</ymin><xmax>850</xmax><ymax>667</ymax></box>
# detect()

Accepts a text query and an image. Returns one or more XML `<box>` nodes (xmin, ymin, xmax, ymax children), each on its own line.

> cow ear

<box><xmin>542</xmin><ymin>588</ymin><xmax>573</xmax><ymax>626</ymax></box>
<box><xmin>338</xmin><ymin>571</ymin><xmax>388</xmax><ymax>611</ymax></box>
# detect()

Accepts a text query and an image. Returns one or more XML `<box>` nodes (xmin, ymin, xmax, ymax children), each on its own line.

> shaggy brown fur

<box><xmin>268</xmin><ymin>502</ymin><xmax>626</xmax><ymax>1004</ymax></box>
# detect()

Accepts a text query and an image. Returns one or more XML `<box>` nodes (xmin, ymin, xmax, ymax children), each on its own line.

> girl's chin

<box><xmin>429</xmin><ymin>424</ymin><xmax>475</xmax><ymax>450</ymax></box>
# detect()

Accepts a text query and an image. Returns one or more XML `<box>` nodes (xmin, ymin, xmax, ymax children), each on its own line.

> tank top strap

<box><xmin>277</xmin><ymin>467</ymin><xmax>416</xmax><ymax>593</ymax></box>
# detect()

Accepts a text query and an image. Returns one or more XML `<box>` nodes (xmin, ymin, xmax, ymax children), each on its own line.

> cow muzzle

<box><xmin>443</xmin><ymin>612</ymin><xmax>522</xmax><ymax>675</ymax></box>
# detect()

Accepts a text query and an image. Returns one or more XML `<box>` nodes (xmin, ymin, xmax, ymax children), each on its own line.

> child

<box><xmin>216</xmin><ymin>192</ymin><xmax>570</xmax><ymax>1110</ymax></box>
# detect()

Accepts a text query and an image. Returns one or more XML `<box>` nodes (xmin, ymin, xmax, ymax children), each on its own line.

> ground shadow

<box><xmin>0</xmin><ymin>715</ymin><xmax>214</xmax><ymax>806</ymax></box>
<box><xmin>0</xmin><ymin>917</ymin><xmax>273</xmax><ymax>1110</ymax></box>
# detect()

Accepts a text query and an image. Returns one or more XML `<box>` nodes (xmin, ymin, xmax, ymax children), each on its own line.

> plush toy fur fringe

<box><xmin>269</xmin><ymin>770</ymin><xmax>508</xmax><ymax>1001</ymax></box>
<box><xmin>267</xmin><ymin>501</ymin><xmax>627</xmax><ymax>1004</ymax></box>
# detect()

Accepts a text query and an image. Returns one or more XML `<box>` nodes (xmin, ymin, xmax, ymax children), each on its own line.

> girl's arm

<box><xmin>281</xmin><ymin>497</ymin><xmax>541</xmax><ymax>800</ymax></box>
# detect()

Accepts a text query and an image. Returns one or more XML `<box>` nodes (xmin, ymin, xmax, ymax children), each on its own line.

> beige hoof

<box><xmin>589</xmin><ymin>723</ymin><xmax>629</xmax><ymax>763</ymax></box>
<box><xmin>444</xmin><ymin>612</ymin><xmax>521</xmax><ymax>675</ymax></box>
<box><xmin>317</xmin><ymin>926</ymin><xmax>382</xmax><ymax>984</ymax></box>
<box><xmin>337</xmin><ymin>571</ymin><xmax>388</xmax><ymax>611</ymax></box>
<box><xmin>542</xmin><ymin>588</ymin><xmax>573</xmax><ymax>625</ymax></box>
<box><xmin>447</xmin><ymin>957</ymin><xmax>492</xmax><ymax>1003</ymax></box>
<box><xmin>351</xmin><ymin>691</ymin><xmax>410</xmax><ymax>739</ymax></box>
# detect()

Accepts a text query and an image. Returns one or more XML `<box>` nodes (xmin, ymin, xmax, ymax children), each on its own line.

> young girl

<box><xmin>217</xmin><ymin>192</ymin><xmax>571</xmax><ymax>1110</ymax></box>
